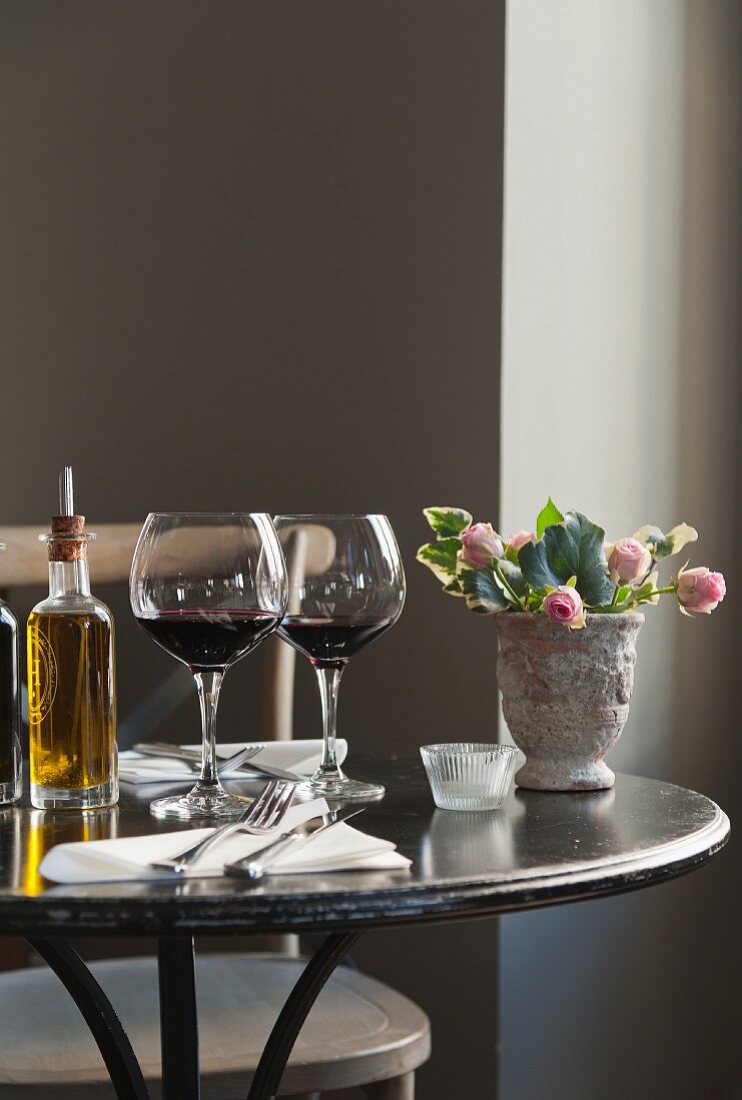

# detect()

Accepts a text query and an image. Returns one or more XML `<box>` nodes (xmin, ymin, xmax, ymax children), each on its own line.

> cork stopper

<box><xmin>44</xmin><ymin>466</ymin><xmax>93</xmax><ymax>562</ymax></box>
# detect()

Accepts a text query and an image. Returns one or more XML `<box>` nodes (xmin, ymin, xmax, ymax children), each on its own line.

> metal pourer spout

<box><xmin>46</xmin><ymin>466</ymin><xmax>90</xmax><ymax>562</ymax></box>
<box><xmin>59</xmin><ymin>466</ymin><xmax>74</xmax><ymax>517</ymax></box>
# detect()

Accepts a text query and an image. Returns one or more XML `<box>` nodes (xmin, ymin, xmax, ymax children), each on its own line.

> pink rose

<box><xmin>459</xmin><ymin>523</ymin><xmax>503</xmax><ymax>568</ymax></box>
<box><xmin>508</xmin><ymin>530</ymin><xmax>536</xmax><ymax>551</ymax></box>
<box><xmin>607</xmin><ymin>537</ymin><xmax>652</xmax><ymax>585</ymax></box>
<box><xmin>677</xmin><ymin>567</ymin><xmax>726</xmax><ymax>615</ymax></box>
<box><xmin>543</xmin><ymin>585</ymin><xmax>586</xmax><ymax>629</ymax></box>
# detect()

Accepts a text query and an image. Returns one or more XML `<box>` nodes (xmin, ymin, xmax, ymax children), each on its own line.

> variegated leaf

<box><xmin>422</xmin><ymin>506</ymin><xmax>473</xmax><ymax>539</ymax></box>
<box><xmin>633</xmin><ymin>522</ymin><xmax>698</xmax><ymax>560</ymax></box>
<box><xmin>457</xmin><ymin>563</ymin><xmax>510</xmax><ymax>614</ymax></box>
<box><xmin>416</xmin><ymin>538</ymin><xmax>461</xmax><ymax>585</ymax></box>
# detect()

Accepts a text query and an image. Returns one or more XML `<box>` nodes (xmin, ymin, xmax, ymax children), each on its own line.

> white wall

<box><xmin>501</xmin><ymin>0</ymin><xmax>685</xmax><ymax>777</ymax></box>
<box><xmin>500</xmin><ymin>2</ymin><xmax>739</xmax><ymax>1096</ymax></box>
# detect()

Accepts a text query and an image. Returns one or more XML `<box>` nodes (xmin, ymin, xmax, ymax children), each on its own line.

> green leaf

<box><xmin>536</xmin><ymin>497</ymin><xmax>565</xmax><ymax>538</ymax></box>
<box><xmin>652</xmin><ymin>536</ymin><xmax>673</xmax><ymax>559</ymax></box>
<box><xmin>443</xmin><ymin>576</ymin><xmax>463</xmax><ymax>596</ymax></box>
<box><xmin>499</xmin><ymin>560</ymin><xmax>528</xmax><ymax>597</ymax></box>
<box><xmin>422</xmin><ymin>506</ymin><xmax>473</xmax><ymax>539</ymax></box>
<box><xmin>503</xmin><ymin>543</ymin><xmax>521</xmax><ymax>565</ymax></box>
<box><xmin>519</xmin><ymin>511</ymin><xmax>615</xmax><ymax>606</ymax></box>
<box><xmin>416</xmin><ymin>538</ymin><xmax>461</xmax><ymax>583</ymax></box>
<box><xmin>457</xmin><ymin>564</ymin><xmax>510</xmax><ymax>614</ymax></box>
<box><xmin>491</xmin><ymin>560</ymin><xmax>528</xmax><ymax>610</ymax></box>
<box><xmin>518</xmin><ymin>541</ymin><xmax>561</xmax><ymax>591</ymax></box>
<box><xmin>633</xmin><ymin>579</ymin><xmax>660</xmax><ymax>606</ymax></box>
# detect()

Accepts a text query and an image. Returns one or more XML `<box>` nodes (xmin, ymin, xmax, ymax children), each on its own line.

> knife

<box><xmin>132</xmin><ymin>742</ymin><xmax>303</xmax><ymax>784</ymax></box>
<box><xmin>223</xmin><ymin>806</ymin><xmax>365</xmax><ymax>880</ymax></box>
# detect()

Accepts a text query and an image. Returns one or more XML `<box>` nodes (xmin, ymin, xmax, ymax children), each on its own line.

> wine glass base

<box><xmin>296</xmin><ymin>775</ymin><xmax>385</xmax><ymax>802</ymax></box>
<box><xmin>150</xmin><ymin>789</ymin><xmax>251</xmax><ymax>820</ymax></box>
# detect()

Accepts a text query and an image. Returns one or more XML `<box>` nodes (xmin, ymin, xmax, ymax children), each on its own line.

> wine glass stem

<box><xmin>194</xmin><ymin>670</ymin><xmax>224</xmax><ymax>789</ymax></box>
<box><xmin>315</xmin><ymin>665</ymin><xmax>344</xmax><ymax>777</ymax></box>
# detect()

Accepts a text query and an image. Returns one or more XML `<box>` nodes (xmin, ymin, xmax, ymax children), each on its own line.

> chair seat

<box><xmin>0</xmin><ymin>953</ymin><xmax>430</xmax><ymax>1098</ymax></box>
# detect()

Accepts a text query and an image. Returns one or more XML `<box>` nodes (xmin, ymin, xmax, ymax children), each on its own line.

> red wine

<box><xmin>278</xmin><ymin>616</ymin><xmax>394</xmax><ymax>668</ymax></box>
<box><xmin>135</xmin><ymin>609</ymin><xmax>280</xmax><ymax>671</ymax></box>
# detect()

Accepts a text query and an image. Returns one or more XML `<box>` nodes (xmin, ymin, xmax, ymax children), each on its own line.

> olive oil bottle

<box><xmin>28</xmin><ymin>467</ymin><xmax>117</xmax><ymax>809</ymax></box>
<box><xmin>0</xmin><ymin>545</ymin><xmax>21</xmax><ymax>806</ymax></box>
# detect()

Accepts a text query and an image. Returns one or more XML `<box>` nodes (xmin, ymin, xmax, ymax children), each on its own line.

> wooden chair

<box><xmin>0</xmin><ymin>524</ymin><xmax>431</xmax><ymax>1098</ymax></box>
<box><xmin>0</xmin><ymin>955</ymin><xmax>429</xmax><ymax>1098</ymax></box>
<box><xmin>0</xmin><ymin>523</ymin><xmax>308</xmax><ymax>744</ymax></box>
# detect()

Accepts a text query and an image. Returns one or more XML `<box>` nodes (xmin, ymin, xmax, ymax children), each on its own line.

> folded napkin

<box><xmin>39</xmin><ymin>798</ymin><xmax>411</xmax><ymax>883</ymax></box>
<box><xmin>119</xmin><ymin>740</ymin><xmax>348</xmax><ymax>785</ymax></box>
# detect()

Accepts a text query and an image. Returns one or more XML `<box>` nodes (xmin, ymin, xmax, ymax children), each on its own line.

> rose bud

<box><xmin>459</xmin><ymin>523</ymin><xmax>504</xmax><ymax>568</ymax></box>
<box><xmin>543</xmin><ymin>586</ymin><xmax>586</xmax><ymax>629</ymax></box>
<box><xmin>508</xmin><ymin>530</ymin><xmax>536</xmax><ymax>551</ymax></box>
<box><xmin>607</xmin><ymin>537</ymin><xmax>652</xmax><ymax>585</ymax></box>
<box><xmin>677</xmin><ymin>567</ymin><xmax>726</xmax><ymax>615</ymax></box>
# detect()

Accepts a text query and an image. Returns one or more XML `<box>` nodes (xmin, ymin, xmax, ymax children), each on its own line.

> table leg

<box><xmin>27</xmin><ymin>937</ymin><xmax>149</xmax><ymax>1100</ymax></box>
<box><xmin>247</xmin><ymin>930</ymin><xmax>362</xmax><ymax>1100</ymax></box>
<box><xmin>158</xmin><ymin>935</ymin><xmax>200</xmax><ymax>1100</ymax></box>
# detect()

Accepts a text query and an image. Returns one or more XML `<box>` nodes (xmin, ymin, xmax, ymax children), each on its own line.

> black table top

<box><xmin>0</xmin><ymin>756</ymin><xmax>729</xmax><ymax>937</ymax></box>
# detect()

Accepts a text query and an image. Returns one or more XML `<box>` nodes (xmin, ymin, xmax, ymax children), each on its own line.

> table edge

<box><xmin>0</xmin><ymin>800</ymin><xmax>729</xmax><ymax>937</ymax></box>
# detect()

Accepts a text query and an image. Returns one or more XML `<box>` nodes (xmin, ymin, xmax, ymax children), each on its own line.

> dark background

<box><xmin>1</xmin><ymin>4</ymin><xmax>505</xmax><ymax>1098</ymax></box>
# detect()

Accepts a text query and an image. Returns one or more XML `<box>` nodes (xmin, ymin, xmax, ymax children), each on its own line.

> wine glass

<box><xmin>130</xmin><ymin>513</ymin><xmax>287</xmax><ymax>819</ymax></box>
<box><xmin>274</xmin><ymin>514</ymin><xmax>405</xmax><ymax>801</ymax></box>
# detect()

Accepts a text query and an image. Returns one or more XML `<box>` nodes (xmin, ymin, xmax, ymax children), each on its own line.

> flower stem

<box><xmin>494</xmin><ymin>560</ymin><xmax>527</xmax><ymax>611</ymax></box>
<box><xmin>591</xmin><ymin>581</ymin><xmax>678</xmax><ymax>614</ymax></box>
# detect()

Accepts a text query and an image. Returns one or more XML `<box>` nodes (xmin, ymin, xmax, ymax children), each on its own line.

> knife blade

<box><xmin>223</xmin><ymin>806</ymin><xmax>365</xmax><ymax>880</ymax></box>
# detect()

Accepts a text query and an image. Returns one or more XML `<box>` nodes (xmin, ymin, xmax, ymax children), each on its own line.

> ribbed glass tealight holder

<box><xmin>420</xmin><ymin>743</ymin><xmax>518</xmax><ymax>811</ymax></box>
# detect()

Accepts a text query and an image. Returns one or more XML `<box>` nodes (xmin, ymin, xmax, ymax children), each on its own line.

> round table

<box><xmin>0</xmin><ymin>756</ymin><xmax>729</xmax><ymax>1100</ymax></box>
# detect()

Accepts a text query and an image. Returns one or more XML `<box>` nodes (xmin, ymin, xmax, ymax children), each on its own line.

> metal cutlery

<box><xmin>224</xmin><ymin>806</ymin><xmax>365</xmax><ymax>881</ymax></box>
<box><xmin>150</xmin><ymin>780</ymin><xmax>295</xmax><ymax>874</ymax></box>
<box><xmin>134</xmin><ymin>742</ymin><xmax>252</xmax><ymax>776</ymax></box>
<box><xmin>132</xmin><ymin>741</ymin><xmax>303</xmax><ymax>783</ymax></box>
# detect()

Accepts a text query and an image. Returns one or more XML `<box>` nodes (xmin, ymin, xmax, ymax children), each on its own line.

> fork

<box><xmin>133</xmin><ymin>742</ymin><xmax>302</xmax><ymax>783</ymax></box>
<box><xmin>150</xmin><ymin>780</ymin><xmax>295</xmax><ymax>874</ymax></box>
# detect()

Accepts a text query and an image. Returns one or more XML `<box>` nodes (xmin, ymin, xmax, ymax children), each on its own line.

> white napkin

<box><xmin>39</xmin><ymin>798</ymin><xmax>411</xmax><ymax>883</ymax></box>
<box><xmin>119</xmin><ymin>740</ymin><xmax>348</xmax><ymax>786</ymax></box>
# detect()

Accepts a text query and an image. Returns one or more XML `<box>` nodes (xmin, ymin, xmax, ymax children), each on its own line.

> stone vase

<box><xmin>495</xmin><ymin>611</ymin><xmax>644</xmax><ymax>791</ymax></box>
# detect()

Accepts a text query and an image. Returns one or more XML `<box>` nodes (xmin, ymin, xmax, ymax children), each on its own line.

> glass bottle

<box><xmin>0</xmin><ymin>545</ymin><xmax>21</xmax><ymax>806</ymax></box>
<box><xmin>27</xmin><ymin>467</ymin><xmax>118</xmax><ymax>810</ymax></box>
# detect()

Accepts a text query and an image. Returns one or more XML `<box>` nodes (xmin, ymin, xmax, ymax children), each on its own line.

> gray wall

<box><xmin>1</xmin><ymin>4</ymin><xmax>505</xmax><ymax>1098</ymax></box>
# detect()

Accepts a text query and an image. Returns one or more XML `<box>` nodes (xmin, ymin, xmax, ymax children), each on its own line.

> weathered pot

<box><xmin>495</xmin><ymin>611</ymin><xmax>644</xmax><ymax>791</ymax></box>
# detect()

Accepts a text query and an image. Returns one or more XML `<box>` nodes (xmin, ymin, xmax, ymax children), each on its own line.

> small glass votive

<box><xmin>420</xmin><ymin>743</ymin><xmax>518</xmax><ymax>811</ymax></box>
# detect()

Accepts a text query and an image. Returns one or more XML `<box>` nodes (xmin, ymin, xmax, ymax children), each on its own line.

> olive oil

<box><xmin>28</xmin><ymin>612</ymin><xmax>116</xmax><ymax>793</ymax></box>
<box><xmin>22</xmin><ymin>808</ymin><xmax>118</xmax><ymax>895</ymax></box>
<box><xmin>28</xmin><ymin>467</ymin><xmax>118</xmax><ymax>810</ymax></box>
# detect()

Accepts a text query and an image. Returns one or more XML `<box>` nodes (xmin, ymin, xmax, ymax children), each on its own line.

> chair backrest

<box><xmin>260</xmin><ymin>523</ymin><xmax>336</xmax><ymax>740</ymax></box>
<box><xmin>0</xmin><ymin>522</ymin><xmax>336</xmax><ymax>743</ymax></box>
<box><xmin>0</xmin><ymin>524</ymin><xmax>140</xmax><ymax>587</ymax></box>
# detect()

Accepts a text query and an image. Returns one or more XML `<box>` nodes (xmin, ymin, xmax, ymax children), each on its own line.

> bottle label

<box><xmin>29</xmin><ymin>629</ymin><xmax>58</xmax><ymax>723</ymax></box>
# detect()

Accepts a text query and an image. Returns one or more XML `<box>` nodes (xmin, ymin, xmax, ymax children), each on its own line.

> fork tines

<box><xmin>255</xmin><ymin>781</ymin><xmax>295</xmax><ymax>830</ymax></box>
